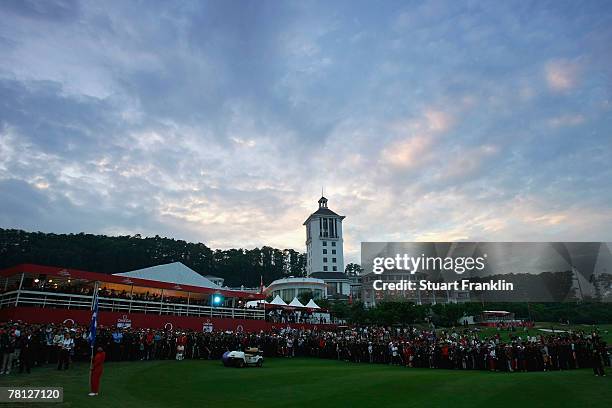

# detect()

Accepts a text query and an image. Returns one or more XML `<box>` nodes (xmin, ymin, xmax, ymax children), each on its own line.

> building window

<box><xmin>332</xmin><ymin>258</ymin><xmax>336</xmax><ymax>263</ymax></box>
<box><xmin>323</xmin><ymin>257</ymin><xmax>328</xmax><ymax>263</ymax></box>
<box><xmin>323</xmin><ymin>266</ymin><xmax>328</xmax><ymax>271</ymax></box>
<box><xmin>333</xmin><ymin>266</ymin><xmax>337</xmax><ymax>271</ymax></box>
<box><xmin>332</xmin><ymin>249</ymin><xmax>336</xmax><ymax>254</ymax></box>
<box><xmin>281</xmin><ymin>288</ymin><xmax>296</xmax><ymax>302</ymax></box>
<box><xmin>322</xmin><ymin>241</ymin><xmax>327</xmax><ymax>246</ymax></box>
<box><xmin>332</xmin><ymin>242</ymin><xmax>336</xmax><ymax>247</ymax></box>
<box><xmin>323</xmin><ymin>249</ymin><xmax>327</xmax><ymax>254</ymax></box>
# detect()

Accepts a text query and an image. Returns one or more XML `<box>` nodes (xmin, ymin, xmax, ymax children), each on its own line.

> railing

<box><xmin>0</xmin><ymin>290</ymin><xmax>265</xmax><ymax>320</ymax></box>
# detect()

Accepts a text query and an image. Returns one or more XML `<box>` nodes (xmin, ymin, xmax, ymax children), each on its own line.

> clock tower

<box><xmin>303</xmin><ymin>196</ymin><xmax>345</xmax><ymax>276</ymax></box>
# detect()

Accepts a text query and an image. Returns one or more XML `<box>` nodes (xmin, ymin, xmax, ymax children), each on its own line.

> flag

<box><xmin>259</xmin><ymin>275</ymin><xmax>264</xmax><ymax>293</ymax></box>
<box><xmin>88</xmin><ymin>293</ymin><xmax>98</xmax><ymax>347</ymax></box>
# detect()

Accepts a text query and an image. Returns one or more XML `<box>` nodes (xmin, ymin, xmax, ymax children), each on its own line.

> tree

<box><xmin>0</xmin><ymin>228</ymin><xmax>307</xmax><ymax>288</ymax></box>
<box><xmin>345</xmin><ymin>263</ymin><xmax>363</xmax><ymax>277</ymax></box>
<box><xmin>298</xmin><ymin>290</ymin><xmax>314</xmax><ymax>305</ymax></box>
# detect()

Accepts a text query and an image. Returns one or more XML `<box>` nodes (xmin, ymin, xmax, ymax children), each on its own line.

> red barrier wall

<box><xmin>0</xmin><ymin>307</ymin><xmax>335</xmax><ymax>332</ymax></box>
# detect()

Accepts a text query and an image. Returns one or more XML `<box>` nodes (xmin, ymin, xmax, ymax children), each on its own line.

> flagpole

<box><xmin>88</xmin><ymin>281</ymin><xmax>100</xmax><ymax>392</ymax></box>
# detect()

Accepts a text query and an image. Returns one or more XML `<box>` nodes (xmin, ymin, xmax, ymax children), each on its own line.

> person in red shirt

<box><xmin>89</xmin><ymin>347</ymin><xmax>106</xmax><ymax>396</ymax></box>
<box><xmin>145</xmin><ymin>331</ymin><xmax>154</xmax><ymax>360</ymax></box>
<box><xmin>403</xmin><ymin>344</ymin><xmax>413</xmax><ymax>367</ymax></box>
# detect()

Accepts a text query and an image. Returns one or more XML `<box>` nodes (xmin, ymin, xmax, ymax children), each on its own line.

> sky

<box><xmin>1</xmin><ymin>0</ymin><xmax>611</xmax><ymax>264</ymax></box>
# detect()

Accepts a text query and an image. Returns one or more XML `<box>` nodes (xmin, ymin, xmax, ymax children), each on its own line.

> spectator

<box><xmin>0</xmin><ymin>328</ymin><xmax>16</xmax><ymax>375</ymax></box>
<box><xmin>58</xmin><ymin>332</ymin><xmax>74</xmax><ymax>370</ymax></box>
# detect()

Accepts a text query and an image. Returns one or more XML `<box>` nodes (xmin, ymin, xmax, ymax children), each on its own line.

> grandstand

<box><xmin>0</xmin><ymin>263</ymin><xmax>334</xmax><ymax>331</ymax></box>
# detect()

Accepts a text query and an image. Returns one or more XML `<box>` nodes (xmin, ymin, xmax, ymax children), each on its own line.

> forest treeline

<box><xmin>0</xmin><ymin>228</ymin><xmax>306</xmax><ymax>287</ymax></box>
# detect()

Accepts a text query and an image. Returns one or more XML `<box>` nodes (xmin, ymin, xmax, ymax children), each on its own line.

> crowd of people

<box><xmin>1</xmin><ymin>320</ymin><xmax>609</xmax><ymax>376</ymax></box>
<box><xmin>0</xmin><ymin>321</ymin><xmax>89</xmax><ymax>374</ymax></box>
<box><xmin>13</xmin><ymin>282</ymin><xmax>213</xmax><ymax>306</ymax></box>
<box><xmin>265</xmin><ymin>309</ymin><xmax>329</xmax><ymax>324</ymax></box>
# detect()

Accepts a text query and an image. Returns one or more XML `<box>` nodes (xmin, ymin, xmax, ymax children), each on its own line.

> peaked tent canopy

<box><xmin>305</xmin><ymin>299</ymin><xmax>321</xmax><ymax>309</ymax></box>
<box><xmin>114</xmin><ymin>262</ymin><xmax>221</xmax><ymax>289</ymax></box>
<box><xmin>288</xmin><ymin>297</ymin><xmax>305</xmax><ymax>308</ymax></box>
<box><xmin>269</xmin><ymin>295</ymin><xmax>287</xmax><ymax>306</ymax></box>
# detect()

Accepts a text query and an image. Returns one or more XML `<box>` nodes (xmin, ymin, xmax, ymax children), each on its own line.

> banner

<box><xmin>361</xmin><ymin>242</ymin><xmax>612</xmax><ymax>303</ymax></box>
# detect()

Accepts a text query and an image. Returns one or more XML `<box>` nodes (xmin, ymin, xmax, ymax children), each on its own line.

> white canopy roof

<box><xmin>305</xmin><ymin>299</ymin><xmax>321</xmax><ymax>309</ymax></box>
<box><xmin>269</xmin><ymin>295</ymin><xmax>287</xmax><ymax>306</ymax></box>
<box><xmin>114</xmin><ymin>262</ymin><xmax>221</xmax><ymax>289</ymax></box>
<box><xmin>288</xmin><ymin>297</ymin><xmax>305</xmax><ymax>307</ymax></box>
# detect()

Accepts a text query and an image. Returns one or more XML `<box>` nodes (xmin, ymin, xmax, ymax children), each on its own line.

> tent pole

<box><xmin>128</xmin><ymin>284</ymin><xmax>133</xmax><ymax>313</ymax></box>
<box><xmin>14</xmin><ymin>273</ymin><xmax>25</xmax><ymax>307</ymax></box>
<box><xmin>186</xmin><ymin>292</ymin><xmax>190</xmax><ymax>316</ymax></box>
<box><xmin>159</xmin><ymin>289</ymin><xmax>164</xmax><ymax>315</ymax></box>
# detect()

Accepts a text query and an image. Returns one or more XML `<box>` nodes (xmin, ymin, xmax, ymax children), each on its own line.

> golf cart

<box><xmin>222</xmin><ymin>347</ymin><xmax>264</xmax><ymax>368</ymax></box>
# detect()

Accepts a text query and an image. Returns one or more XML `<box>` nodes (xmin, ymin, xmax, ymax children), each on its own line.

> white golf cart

<box><xmin>222</xmin><ymin>347</ymin><xmax>264</xmax><ymax>368</ymax></box>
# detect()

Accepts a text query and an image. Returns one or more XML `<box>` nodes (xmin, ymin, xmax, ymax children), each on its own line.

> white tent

<box><xmin>269</xmin><ymin>295</ymin><xmax>287</xmax><ymax>306</ymax></box>
<box><xmin>114</xmin><ymin>262</ymin><xmax>221</xmax><ymax>289</ymax></box>
<box><xmin>245</xmin><ymin>299</ymin><xmax>267</xmax><ymax>308</ymax></box>
<box><xmin>288</xmin><ymin>297</ymin><xmax>305</xmax><ymax>308</ymax></box>
<box><xmin>305</xmin><ymin>299</ymin><xmax>321</xmax><ymax>309</ymax></box>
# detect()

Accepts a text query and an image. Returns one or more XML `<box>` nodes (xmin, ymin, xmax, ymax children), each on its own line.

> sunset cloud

<box><xmin>1</xmin><ymin>1</ymin><xmax>611</xmax><ymax>264</ymax></box>
<box><xmin>545</xmin><ymin>59</ymin><xmax>582</xmax><ymax>92</ymax></box>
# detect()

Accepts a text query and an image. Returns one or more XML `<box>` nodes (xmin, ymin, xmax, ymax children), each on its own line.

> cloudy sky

<box><xmin>1</xmin><ymin>0</ymin><xmax>611</xmax><ymax>263</ymax></box>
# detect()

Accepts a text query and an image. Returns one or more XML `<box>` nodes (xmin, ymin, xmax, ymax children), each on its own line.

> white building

<box><xmin>266</xmin><ymin>196</ymin><xmax>351</xmax><ymax>300</ymax></box>
<box><xmin>304</xmin><ymin>196</ymin><xmax>345</xmax><ymax>275</ymax></box>
<box><xmin>265</xmin><ymin>277</ymin><xmax>327</xmax><ymax>303</ymax></box>
<box><xmin>204</xmin><ymin>275</ymin><xmax>224</xmax><ymax>287</ymax></box>
<box><xmin>304</xmin><ymin>196</ymin><xmax>350</xmax><ymax>298</ymax></box>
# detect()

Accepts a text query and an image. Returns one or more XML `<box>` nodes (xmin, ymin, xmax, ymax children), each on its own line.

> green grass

<box><xmin>2</xmin><ymin>358</ymin><xmax>610</xmax><ymax>408</ymax></box>
<box><xmin>447</xmin><ymin>324</ymin><xmax>612</xmax><ymax>343</ymax></box>
<box><xmin>531</xmin><ymin>323</ymin><xmax>612</xmax><ymax>343</ymax></box>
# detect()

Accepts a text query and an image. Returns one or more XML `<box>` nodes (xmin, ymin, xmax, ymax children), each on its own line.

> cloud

<box><xmin>1</xmin><ymin>1</ymin><xmax>612</xmax><ymax>265</ymax></box>
<box><xmin>547</xmin><ymin>114</ymin><xmax>585</xmax><ymax>127</ymax></box>
<box><xmin>435</xmin><ymin>144</ymin><xmax>500</xmax><ymax>182</ymax></box>
<box><xmin>545</xmin><ymin>59</ymin><xmax>581</xmax><ymax>92</ymax></box>
<box><xmin>382</xmin><ymin>135</ymin><xmax>434</xmax><ymax>169</ymax></box>
<box><xmin>0</xmin><ymin>0</ymin><xmax>79</xmax><ymax>22</ymax></box>
<box><xmin>381</xmin><ymin>108</ymin><xmax>455</xmax><ymax>170</ymax></box>
<box><xmin>424</xmin><ymin>109</ymin><xmax>455</xmax><ymax>133</ymax></box>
